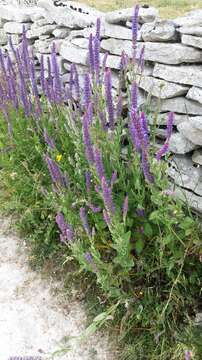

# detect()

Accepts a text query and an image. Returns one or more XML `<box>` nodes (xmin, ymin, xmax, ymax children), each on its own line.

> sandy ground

<box><xmin>0</xmin><ymin>217</ymin><xmax>114</xmax><ymax>360</ymax></box>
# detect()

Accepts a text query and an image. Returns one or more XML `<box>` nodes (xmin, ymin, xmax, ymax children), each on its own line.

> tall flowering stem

<box><xmin>104</xmin><ymin>69</ymin><xmax>114</xmax><ymax>130</ymax></box>
<box><xmin>101</xmin><ymin>176</ymin><xmax>115</xmax><ymax>215</ymax></box>
<box><xmin>156</xmin><ymin>112</ymin><xmax>174</xmax><ymax>161</ymax></box>
<box><xmin>132</xmin><ymin>5</ymin><xmax>139</xmax><ymax>63</ymax></box>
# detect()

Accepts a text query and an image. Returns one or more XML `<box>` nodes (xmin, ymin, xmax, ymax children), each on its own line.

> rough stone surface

<box><xmin>186</xmin><ymin>86</ymin><xmax>202</xmax><ymax>105</ymax></box>
<box><xmin>153</xmin><ymin>63</ymin><xmax>202</xmax><ymax>88</ymax></box>
<box><xmin>178</xmin><ymin>26</ymin><xmax>202</xmax><ymax>36</ymax></box>
<box><xmin>151</xmin><ymin>97</ymin><xmax>202</xmax><ymax>115</ymax></box>
<box><xmin>0</xmin><ymin>29</ymin><xmax>7</xmax><ymax>45</ymax></box>
<box><xmin>168</xmin><ymin>155</ymin><xmax>202</xmax><ymax>196</ymax></box>
<box><xmin>53</xmin><ymin>27</ymin><xmax>71</xmax><ymax>39</ymax></box>
<box><xmin>182</xmin><ymin>34</ymin><xmax>202</xmax><ymax>49</ymax></box>
<box><xmin>178</xmin><ymin>118</ymin><xmax>202</xmax><ymax>146</ymax></box>
<box><xmin>3</xmin><ymin>21</ymin><xmax>31</xmax><ymax>34</ymax></box>
<box><xmin>148</xmin><ymin>113</ymin><xmax>202</xmax><ymax>126</ymax></box>
<box><xmin>27</xmin><ymin>24</ymin><xmax>57</xmax><ymax>39</ymax></box>
<box><xmin>60</xmin><ymin>41</ymin><xmax>88</xmax><ymax>65</ymax></box>
<box><xmin>105</xmin><ymin>6</ymin><xmax>158</xmax><ymax>25</ymax></box>
<box><xmin>141</xmin><ymin>20</ymin><xmax>177</xmax><ymax>42</ymax></box>
<box><xmin>0</xmin><ymin>5</ymin><xmax>31</xmax><ymax>22</ymax></box>
<box><xmin>173</xmin><ymin>10</ymin><xmax>202</xmax><ymax>27</ymax></box>
<box><xmin>101</xmin><ymin>39</ymin><xmax>202</xmax><ymax>64</ymax></box>
<box><xmin>174</xmin><ymin>186</ymin><xmax>202</xmax><ymax>216</ymax></box>
<box><xmin>38</xmin><ymin>0</ymin><xmax>104</xmax><ymax>28</ymax></box>
<box><xmin>137</xmin><ymin>75</ymin><xmax>188</xmax><ymax>99</ymax></box>
<box><xmin>192</xmin><ymin>149</ymin><xmax>202</xmax><ymax>165</ymax></box>
<box><xmin>169</xmin><ymin>132</ymin><xmax>197</xmax><ymax>154</ymax></box>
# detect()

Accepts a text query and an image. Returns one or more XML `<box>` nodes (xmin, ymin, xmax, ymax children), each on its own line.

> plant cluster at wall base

<box><xmin>0</xmin><ymin>6</ymin><xmax>201</xmax><ymax>360</ymax></box>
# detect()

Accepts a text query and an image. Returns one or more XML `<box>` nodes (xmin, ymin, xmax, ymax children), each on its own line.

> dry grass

<box><xmin>77</xmin><ymin>0</ymin><xmax>202</xmax><ymax>18</ymax></box>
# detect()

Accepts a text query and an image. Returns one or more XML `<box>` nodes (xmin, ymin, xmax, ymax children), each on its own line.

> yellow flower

<box><xmin>56</xmin><ymin>154</ymin><xmax>62</xmax><ymax>162</ymax></box>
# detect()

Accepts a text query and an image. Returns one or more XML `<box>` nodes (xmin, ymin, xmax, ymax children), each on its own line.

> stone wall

<box><xmin>0</xmin><ymin>0</ymin><xmax>202</xmax><ymax>215</ymax></box>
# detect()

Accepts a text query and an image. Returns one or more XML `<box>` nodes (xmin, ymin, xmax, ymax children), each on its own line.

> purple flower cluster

<box><xmin>44</xmin><ymin>154</ymin><xmax>67</xmax><ymax>188</ymax></box>
<box><xmin>104</xmin><ymin>69</ymin><xmax>114</xmax><ymax>130</ymax></box>
<box><xmin>56</xmin><ymin>212</ymin><xmax>74</xmax><ymax>242</ymax></box>
<box><xmin>129</xmin><ymin>81</ymin><xmax>154</xmax><ymax>183</ymax></box>
<box><xmin>132</xmin><ymin>5</ymin><xmax>139</xmax><ymax>63</ymax></box>
<box><xmin>88</xmin><ymin>18</ymin><xmax>101</xmax><ymax>83</ymax></box>
<box><xmin>156</xmin><ymin>112</ymin><xmax>174</xmax><ymax>161</ymax></box>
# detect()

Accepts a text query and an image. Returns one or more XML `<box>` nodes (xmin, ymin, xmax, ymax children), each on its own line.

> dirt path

<box><xmin>0</xmin><ymin>217</ymin><xmax>113</xmax><ymax>360</ymax></box>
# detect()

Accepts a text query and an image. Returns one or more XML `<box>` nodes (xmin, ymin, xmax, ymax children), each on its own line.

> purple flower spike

<box><xmin>94</xmin><ymin>35</ymin><xmax>100</xmax><ymax>83</ymax></box>
<box><xmin>43</xmin><ymin>128</ymin><xmax>55</xmax><ymax>149</ymax></box>
<box><xmin>185</xmin><ymin>350</ymin><xmax>192</xmax><ymax>360</ymax></box>
<box><xmin>132</xmin><ymin>5</ymin><xmax>139</xmax><ymax>62</ymax></box>
<box><xmin>156</xmin><ymin>142</ymin><xmax>169</xmax><ymax>161</ymax></box>
<box><xmin>45</xmin><ymin>154</ymin><xmax>66</xmax><ymax>187</ymax></box>
<box><xmin>80</xmin><ymin>207</ymin><xmax>91</xmax><ymax>237</ymax></box>
<box><xmin>88</xmin><ymin>33</ymin><xmax>95</xmax><ymax>75</ymax></box>
<box><xmin>103</xmin><ymin>209</ymin><xmax>111</xmax><ymax>227</ymax></box>
<box><xmin>96</xmin><ymin>18</ymin><xmax>101</xmax><ymax>40</ymax></box>
<box><xmin>83</xmin><ymin>73</ymin><xmax>91</xmax><ymax>109</ymax></box>
<box><xmin>166</xmin><ymin>112</ymin><xmax>174</xmax><ymax>139</ymax></box>
<box><xmin>137</xmin><ymin>208</ymin><xmax>145</xmax><ymax>217</ymax></box>
<box><xmin>85</xmin><ymin>251</ymin><xmax>93</xmax><ymax>263</ymax></box>
<box><xmin>104</xmin><ymin>69</ymin><xmax>114</xmax><ymax>130</ymax></box>
<box><xmin>101</xmin><ymin>176</ymin><xmax>115</xmax><ymax>215</ymax></box>
<box><xmin>85</xmin><ymin>171</ymin><xmax>91</xmax><ymax>194</ymax></box>
<box><xmin>131</xmin><ymin>81</ymin><xmax>138</xmax><ymax>111</ymax></box>
<box><xmin>56</xmin><ymin>212</ymin><xmax>74</xmax><ymax>242</ymax></box>
<box><xmin>94</xmin><ymin>147</ymin><xmax>105</xmax><ymax>181</ymax></box>
<box><xmin>123</xmin><ymin>195</ymin><xmax>129</xmax><ymax>220</ymax></box>
<box><xmin>82</xmin><ymin>109</ymin><xmax>94</xmax><ymax>164</ymax></box>
<box><xmin>119</xmin><ymin>51</ymin><xmax>128</xmax><ymax>72</ymax></box>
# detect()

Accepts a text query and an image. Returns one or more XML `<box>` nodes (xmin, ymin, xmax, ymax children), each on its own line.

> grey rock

<box><xmin>102</xmin><ymin>21</ymin><xmax>141</xmax><ymax>40</ymax></box>
<box><xmin>186</xmin><ymin>87</ymin><xmax>202</xmax><ymax>105</ymax></box>
<box><xmin>153</xmin><ymin>64</ymin><xmax>202</xmax><ymax>88</ymax></box>
<box><xmin>192</xmin><ymin>149</ymin><xmax>202</xmax><ymax>165</ymax></box>
<box><xmin>105</xmin><ymin>6</ymin><xmax>158</xmax><ymax>25</ymax></box>
<box><xmin>0</xmin><ymin>4</ymin><xmax>31</xmax><ymax>22</ymax></box>
<box><xmin>141</xmin><ymin>20</ymin><xmax>177</xmax><ymax>42</ymax></box>
<box><xmin>178</xmin><ymin>25</ymin><xmax>202</xmax><ymax>36</ymax></box>
<box><xmin>178</xmin><ymin>118</ymin><xmax>202</xmax><ymax>145</ymax></box>
<box><xmin>173</xmin><ymin>10</ymin><xmax>202</xmax><ymax>27</ymax></box>
<box><xmin>38</xmin><ymin>0</ymin><xmax>103</xmax><ymax>29</ymax></box>
<box><xmin>151</xmin><ymin>97</ymin><xmax>202</xmax><ymax>115</ymax></box>
<box><xmin>173</xmin><ymin>186</ymin><xmax>202</xmax><ymax>216</ymax></box>
<box><xmin>137</xmin><ymin>75</ymin><xmax>188</xmax><ymax>99</ymax></box>
<box><xmin>0</xmin><ymin>28</ymin><xmax>7</xmax><ymax>45</ymax></box>
<box><xmin>195</xmin><ymin>313</ymin><xmax>202</xmax><ymax>325</ymax></box>
<box><xmin>27</xmin><ymin>24</ymin><xmax>57</xmax><ymax>39</ymax></box>
<box><xmin>182</xmin><ymin>34</ymin><xmax>202</xmax><ymax>50</ymax></box>
<box><xmin>53</xmin><ymin>27</ymin><xmax>70</xmax><ymax>39</ymax></box>
<box><xmin>148</xmin><ymin>113</ymin><xmax>202</xmax><ymax>126</ymax></box>
<box><xmin>3</xmin><ymin>21</ymin><xmax>31</xmax><ymax>34</ymax></box>
<box><xmin>60</xmin><ymin>41</ymin><xmax>88</xmax><ymax>65</ymax></box>
<box><xmin>169</xmin><ymin>132</ymin><xmax>197</xmax><ymax>154</ymax></box>
<box><xmin>168</xmin><ymin>155</ymin><xmax>202</xmax><ymax>196</ymax></box>
<box><xmin>101</xmin><ymin>38</ymin><xmax>202</xmax><ymax>64</ymax></box>
<box><xmin>71</xmin><ymin>37</ymin><xmax>89</xmax><ymax>49</ymax></box>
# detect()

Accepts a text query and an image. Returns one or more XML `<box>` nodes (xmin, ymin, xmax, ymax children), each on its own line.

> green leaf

<box><xmin>135</xmin><ymin>238</ymin><xmax>144</xmax><ymax>254</ymax></box>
